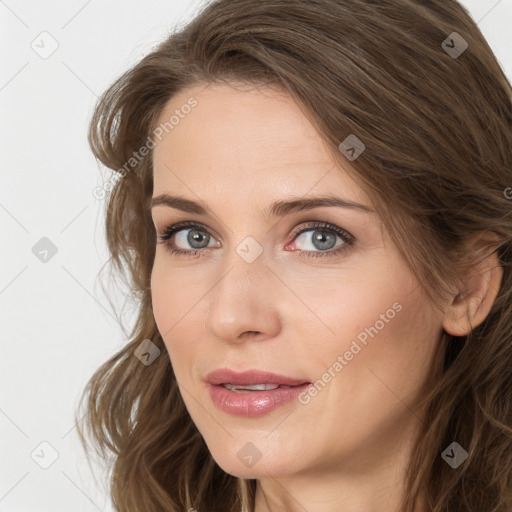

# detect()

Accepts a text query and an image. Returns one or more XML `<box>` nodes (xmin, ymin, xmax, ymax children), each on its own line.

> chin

<box><xmin>208</xmin><ymin>445</ymin><xmax>297</xmax><ymax>479</ymax></box>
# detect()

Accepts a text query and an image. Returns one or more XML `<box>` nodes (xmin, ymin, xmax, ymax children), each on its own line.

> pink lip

<box><xmin>205</xmin><ymin>369</ymin><xmax>310</xmax><ymax>417</ymax></box>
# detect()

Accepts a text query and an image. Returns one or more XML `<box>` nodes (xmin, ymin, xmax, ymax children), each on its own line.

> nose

<box><xmin>204</xmin><ymin>248</ymin><xmax>282</xmax><ymax>344</ymax></box>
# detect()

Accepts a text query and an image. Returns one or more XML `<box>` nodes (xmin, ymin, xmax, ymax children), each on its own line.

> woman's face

<box><xmin>150</xmin><ymin>82</ymin><xmax>445</xmax><ymax>480</ymax></box>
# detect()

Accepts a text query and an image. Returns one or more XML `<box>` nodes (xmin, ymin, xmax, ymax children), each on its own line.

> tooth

<box><xmin>223</xmin><ymin>383</ymin><xmax>280</xmax><ymax>391</ymax></box>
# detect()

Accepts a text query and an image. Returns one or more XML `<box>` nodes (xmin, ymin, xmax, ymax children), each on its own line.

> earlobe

<box><xmin>442</xmin><ymin>257</ymin><xmax>503</xmax><ymax>337</ymax></box>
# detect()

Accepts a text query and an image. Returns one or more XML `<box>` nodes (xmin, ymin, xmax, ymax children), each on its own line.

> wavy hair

<box><xmin>76</xmin><ymin>0</ymin><xmax>512</xmax><ymax>510</ymax></box>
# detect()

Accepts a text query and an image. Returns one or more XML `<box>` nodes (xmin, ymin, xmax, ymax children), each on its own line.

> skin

<box><xmin>149</xmin><ymin>82</ymin><xmax>502</xmax><ymax>512</ymax></box>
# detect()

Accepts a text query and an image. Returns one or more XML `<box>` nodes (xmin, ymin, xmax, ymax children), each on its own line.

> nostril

<box><xmin>242</xmin><ymin>331</ymin><xmax>261</xmax><ymax>337</ymax></box>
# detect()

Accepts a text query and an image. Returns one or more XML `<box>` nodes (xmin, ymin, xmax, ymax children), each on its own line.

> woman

<box><xmin>77</xmin><ymin>0</ymin><xmax>512</xmax><ymax>510</ymax></box>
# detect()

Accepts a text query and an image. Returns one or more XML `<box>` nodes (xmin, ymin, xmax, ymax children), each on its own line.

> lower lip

<box><xmin>207</xmin><ymin>383</ymin><xmax>310</xmax><ymax>417</ymax></box>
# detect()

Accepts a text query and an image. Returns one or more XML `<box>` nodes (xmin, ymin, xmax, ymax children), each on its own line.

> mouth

<box><xmin>205</xmin><ymin>369</ymin><xmax>311</xmax><ymax>417</ymax></box>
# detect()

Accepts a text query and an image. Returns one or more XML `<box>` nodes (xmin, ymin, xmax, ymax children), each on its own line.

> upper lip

<box><xmin>205</xmin><ymin>369</ymin><xmax>310</xmax><ymax>386</ymax></box>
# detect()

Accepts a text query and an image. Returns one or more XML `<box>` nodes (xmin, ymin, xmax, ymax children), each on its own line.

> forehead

<box><xmin>152</xmin><ymin>82</ymin><xmax>370</xmax><ymax>207</ymax></box>
<box><xmin>154</xmin><ymin>82</ymin><xmax>324</xmax><ymax>162</ymax></box>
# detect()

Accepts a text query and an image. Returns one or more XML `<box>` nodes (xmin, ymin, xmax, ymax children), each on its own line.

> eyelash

<box><xmin>156</xmin><ymin>221</ymin><xmax>355</xmax><ymax>260</ymax></box>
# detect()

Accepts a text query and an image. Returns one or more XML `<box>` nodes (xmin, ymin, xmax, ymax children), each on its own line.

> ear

<box><xmin>442</xmin><ymin>235</ymin><xmax>503</xmax><ymax>337</ymax></box>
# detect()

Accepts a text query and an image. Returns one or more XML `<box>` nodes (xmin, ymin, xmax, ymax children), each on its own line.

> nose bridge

<box><xmin>204</xmin><ymin>241</ymin><xmax>281</xmax><ymax>342</ymax></box>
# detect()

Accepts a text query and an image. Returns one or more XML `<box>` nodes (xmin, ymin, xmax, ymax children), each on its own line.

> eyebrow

<box><xmin>151</xmin><ymin>193</ymin><xmax>374</xmax><ymax>217</ymax></box>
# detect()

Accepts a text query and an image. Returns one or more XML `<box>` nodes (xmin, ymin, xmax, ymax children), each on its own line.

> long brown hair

<box><xmin>76</xmin><ymin>1</ymin><xmax>512</xmax><ymax>510</ymax></box>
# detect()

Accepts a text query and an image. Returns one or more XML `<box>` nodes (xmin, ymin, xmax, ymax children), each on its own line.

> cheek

<box><xmin>298</xmin><ymin>254</ymin><xmax>441</xmax><ymax>384</ymax></box>
<box><xmin>320</xmin><ymin>280</ymin><xmax>441</xmax><ymax>417</ymax></box>
<box><xmin>290</xmin><ymin>256</ymin><xmax>413</xmax><ymax>349</ymax></box>
<box><xmin>150</xmin><ymin>258</ymin><xmax>200</xmax><ymax>332</ymax></box>
<box><xmin>150</xmin><ymin>261</ymin><xmax>207</xmax><ymax>374</ymax></box>
<box><xmin>150</xmin><ymin>264</ymin><xmax>175</xmax><ymax>336</ymax></box>
<box><xmin>150</xmin><ymin>264</ymin><xmax>187</xmax><ymax>357</ymax></box>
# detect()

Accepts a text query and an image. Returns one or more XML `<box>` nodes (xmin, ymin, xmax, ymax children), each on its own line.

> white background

<box><xmin>1</xmin><ymin>1</ymin><xmax>511</xmax><ymax>510</ymax></box>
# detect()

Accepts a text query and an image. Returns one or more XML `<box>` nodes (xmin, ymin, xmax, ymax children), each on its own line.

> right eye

<box><xmin>157</xmin><ymin>221</ymin><xmax>221</xmax><ymax>257</ymax></box>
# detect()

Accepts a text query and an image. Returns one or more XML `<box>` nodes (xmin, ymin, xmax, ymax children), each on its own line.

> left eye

<box><xmin>291</xmin><ymin>226</ymin><xmax>347</xmax><ymax>252</ymax></box>
<box><xmin>156</xmin><ymin>221</ymin><xmax>355</xmax><ymax>259</ymax></box>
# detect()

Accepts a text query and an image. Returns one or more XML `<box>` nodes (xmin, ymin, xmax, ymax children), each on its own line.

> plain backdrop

<box><xmin>1</xmin><ymin>1</ymin><xmax>511</xmax><ymax>510</ymax></box>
